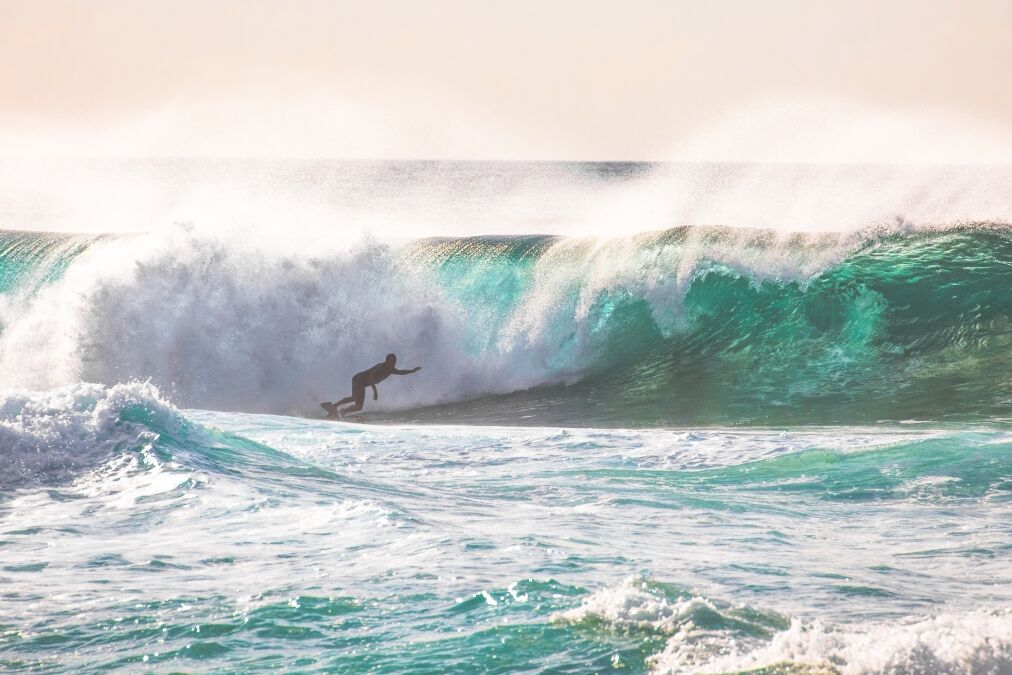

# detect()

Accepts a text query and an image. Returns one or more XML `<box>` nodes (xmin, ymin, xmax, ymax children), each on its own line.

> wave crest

<box><xmin>0</xmin><ymin>223</ymin><xmax>1008</xmax><ymax>423</ymax></box>
<box><xmin>0</xmin><ymin>381</ymin><xmax>180</xmax><ymax>488</ymax></box>
<box><xmin>554</xmin><ymin>576</ymin><xmax>1012</xmax><ymax>674</ymax></box>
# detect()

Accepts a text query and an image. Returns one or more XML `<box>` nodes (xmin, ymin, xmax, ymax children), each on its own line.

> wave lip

<box><xmin>0</xmin><ymin>381</ymin><xmax>182</xmax><ymax>489</ymax></box>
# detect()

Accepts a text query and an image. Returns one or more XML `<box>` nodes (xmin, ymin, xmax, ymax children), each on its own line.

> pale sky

<box><xmin>2</xmin><ymin>0</ymin><xmax>1011</xmax><ymax>161</ymax></box>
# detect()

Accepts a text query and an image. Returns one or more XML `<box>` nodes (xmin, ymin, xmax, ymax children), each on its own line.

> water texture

<box><xmin>0</xmin><ymin>217</ymin><xmax>1009</xmax><ymax>673</ymax></box>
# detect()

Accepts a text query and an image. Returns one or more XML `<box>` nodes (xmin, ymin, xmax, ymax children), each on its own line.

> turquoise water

<box><xmin>0</xmin><ymin>224</ymin><xmax>1010</xmax><ymax>672</ymax></box>
<box><xmin>398</xmin><ymin>226</ymin><xmax>1011</xmax><ymax>426</ymax></box>
<box><xmin>0</xmin><ymin>230</ymin><xmax>97</xmax><ymax>294</ymax></box>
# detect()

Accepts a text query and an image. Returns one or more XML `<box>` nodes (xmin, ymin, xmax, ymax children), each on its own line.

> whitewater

<box><xmin>1</xmin><ymin>160</ymin><xmax>1010</xmax><ymax>673</ymax></box>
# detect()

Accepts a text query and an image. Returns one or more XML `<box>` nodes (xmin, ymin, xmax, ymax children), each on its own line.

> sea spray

<box><xmin>0</xmin><ymin>381</ymin><xmax>180</xmax><ymax>488</ymax></box>
<box><xmin>0</xmin><ymin>223</ymin><xmax>1008</xmax><ymax>424</ymax></box>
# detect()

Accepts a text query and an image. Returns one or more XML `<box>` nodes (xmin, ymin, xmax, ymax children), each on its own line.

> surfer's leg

<box><xmin>329</xmin><ymin>375</ymin><xmax>365</xmax><ymax>408</ymax></box>
<box><xmin>340</xmin><ymin>382</ymin><xmax>367</xmax><ymax>415</ymax></box>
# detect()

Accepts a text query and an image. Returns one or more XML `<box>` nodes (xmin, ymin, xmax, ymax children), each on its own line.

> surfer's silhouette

<box><xmin>322</xmin><ymin>353</ymin><xmax>421</xmax><ymax>418</ymax></box>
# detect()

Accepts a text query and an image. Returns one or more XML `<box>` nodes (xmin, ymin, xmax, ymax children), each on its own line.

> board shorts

<box><xmin>350</xmin><ymin>373</ymin><xmax>367</xmax><ymax>405</ymax></box>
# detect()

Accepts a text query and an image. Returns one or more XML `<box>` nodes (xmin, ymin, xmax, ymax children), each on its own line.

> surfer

<box><xmin>321</xmin><ymin>353</ymin><xmax>421</xmax><ymax>418</ymax></box>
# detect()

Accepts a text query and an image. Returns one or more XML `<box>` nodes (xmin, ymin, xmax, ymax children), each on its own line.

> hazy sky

<box><xmin>2</xmin><ymin>0</ymin><xmax>1011</xmax><ymax>160</ymax></box>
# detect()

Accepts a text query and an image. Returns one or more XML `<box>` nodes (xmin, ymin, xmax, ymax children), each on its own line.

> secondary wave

<box><xmin>555</xmin><ymin>576</ymin><xmax>1012</xmax><ymax>674</ymax></box>
<box><xmin>0</xmin><ymin>381</ymin><xmax>182</xmax><ymax>489</ymax></box>
<box><xmin>0</xmin><ymin>223</ymin><xmax>1008</xmax><ymax>425</ymax></box>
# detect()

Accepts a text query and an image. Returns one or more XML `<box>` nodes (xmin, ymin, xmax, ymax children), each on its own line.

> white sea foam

<box><xmin>555</xmin><ymin>576</ymin><xmax>1012</xmax><ymax>675</ymax></box>
<box><xmin>658</xmin><ymin>611</ymin><xmax>1012</xmax><ymax>675</ymax></box>
<box><xmin>553</xmin><ymin>576</ymin><xmax>777</xmax><ymax>669</ymax></box>
<box><xmin>0</xmin><ymin>381</ymin><xmax>177</xmax><ymax>488</ymax></box>
<box><xmin>552</xmin><ymin>576</ymin><xmax>722</xmax><ymax>633</ymax></box>
<box><xmin>0</xmin><ymin>227</ymin><xmax>519</xmax><ymax>414</ymax></box>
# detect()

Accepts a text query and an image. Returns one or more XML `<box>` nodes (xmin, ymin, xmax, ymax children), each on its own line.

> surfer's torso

<box><xmin>354</xmin><ymin>362</ymin><xmax>394</xmax><ymax>386</ymax></box>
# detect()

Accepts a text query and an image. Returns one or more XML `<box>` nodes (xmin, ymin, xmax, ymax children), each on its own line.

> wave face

<box><xmin>406</xmin><ymin>224</ymin><xmax>1011</xmax><ymax>425</ymax></box>
<box><xmin>0</xmin><ymin>224</ymin><xmax>1008</xmax><ymax>424</ymax></box>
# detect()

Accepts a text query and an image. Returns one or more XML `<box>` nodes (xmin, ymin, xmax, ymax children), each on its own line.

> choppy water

<box><xmin>1</xmin><ymin>384</ymin><xmax>1010</xmax><ymax>672</ymax></box>
<box><xmin>0</xmin><ymin>164</ymin><xmax>1010</xmax><ymax>672</ymax></box>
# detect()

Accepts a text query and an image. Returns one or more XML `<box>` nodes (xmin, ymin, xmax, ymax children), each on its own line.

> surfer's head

<box><xmin>386</xmin><ymin>353</ymin><xmax>397</xmax><ymax>365</ymax></box>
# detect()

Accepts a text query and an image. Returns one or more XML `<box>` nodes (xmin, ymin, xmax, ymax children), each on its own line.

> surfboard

<box><xmin>320</xmin><ymin>402</ymin><xmax>342</xmax><ymax>420</ymax></box>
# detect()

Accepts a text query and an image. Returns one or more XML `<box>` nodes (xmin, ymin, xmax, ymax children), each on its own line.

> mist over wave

<box><xmin>2</xmin><ymin>159</ymin><xmax>1011</xmax><ymax>236</ymax></box>
<box><xmin>0</xmin><ymin>227</ymin><xmax>478</xmax><ymax>414</ymax></box>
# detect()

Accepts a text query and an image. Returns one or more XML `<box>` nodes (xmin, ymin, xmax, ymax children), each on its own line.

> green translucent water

<box><xmin>394</xmin><ymin>226</ymin><xmax>1011</xmax><ymax>426</ymax></box>
<box><xmin>0</xmin><ymin>229</ymin><xmax>97</xmax><ymax>295</ymax></box>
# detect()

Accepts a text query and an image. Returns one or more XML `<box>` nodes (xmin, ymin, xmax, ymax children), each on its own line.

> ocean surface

<box><xmin>0</xmin><ymin>161</ymin><xmax>1010</xmax><ymax>673</ymax></box>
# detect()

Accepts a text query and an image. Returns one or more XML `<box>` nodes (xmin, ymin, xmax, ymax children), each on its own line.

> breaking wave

<box><xmin>0</xmin><ymin>223</ymin><xmax>1008</xmax><ymax>424</ymax></box>
<box><xmin>555</xmin><ymin>576</ymin><xmax>1012</xmax><ymax>674</ymax></box>
<box><xmin>0</xmin><ymin>381</ymin><xmax>183</xmax><ymax>488</ymax></box>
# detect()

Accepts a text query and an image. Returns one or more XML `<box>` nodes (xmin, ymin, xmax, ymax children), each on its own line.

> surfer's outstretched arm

<box><xmin>392</xmin><ymin>367</ymin><xmax>421</xmax><ymax>375</ymax></box>
<box><xmin>371</xmin><ymin>384</ymin><xmax>379</xmax><ymax>401</ymax></box>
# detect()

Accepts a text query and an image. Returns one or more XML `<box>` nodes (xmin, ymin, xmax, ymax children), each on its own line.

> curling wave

<box><xmin>0</xmin><ymin>223</ymin><xmax>1008</xmax><ymax>425</ymax></box>
<box><xmin>0</xmin><ymin>381</ymin><xmax>182</xmax><ymax>488</ymax></box>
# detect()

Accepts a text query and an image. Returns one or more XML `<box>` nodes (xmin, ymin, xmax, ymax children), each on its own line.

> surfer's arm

<box><xmin>393</xmin><ymin>367</ymin><xmax>421</xmax><ymax>375</ymax></box>
<box><xmin>371</xmin><ymin>384</ymin><xmax>379</xmax><ymax>400</ymax></box>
